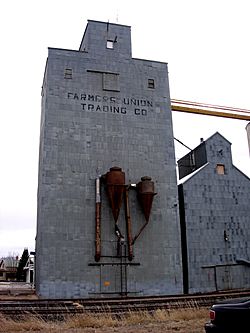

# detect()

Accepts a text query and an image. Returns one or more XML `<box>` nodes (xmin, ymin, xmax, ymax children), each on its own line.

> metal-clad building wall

<box><xmin>179</xmin><ymin>132</ymin><xmax>250</xmax><ymax>293</ymax></box>
<box><xmin>35</xmin><ymin>20</ymin><xmax>183</xmax><ymax>298</ymax></box>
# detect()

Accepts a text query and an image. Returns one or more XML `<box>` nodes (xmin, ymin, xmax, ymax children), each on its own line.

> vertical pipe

<box><xmin>124</xmin><ymin>244</ymin><xmax>128</xmax><ymax>296</ymax></box>
<box><xmin>124</xmin><ymin>186</ymin><xmax>133</xmax><ymax>261</ymax></box>
<box><xmin>95</xmin><ymin>177</ymin><xmax>101</xmax><ymax>262</ymax></box>
<box><xmin>120</xmin><ymin>243</ymin><xmax>123</xmax><ymax>295</ymax></box>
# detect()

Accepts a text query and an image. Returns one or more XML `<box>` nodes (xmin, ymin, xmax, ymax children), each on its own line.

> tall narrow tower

<box><xmin>36</xmin><ymin>20</ymin><xmax>183</xmax><ymax>298</ymax></box>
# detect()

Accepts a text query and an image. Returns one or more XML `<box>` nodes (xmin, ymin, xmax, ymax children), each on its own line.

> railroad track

<box><xmin>1</xmin><ymin>289</ymin><xmax>250</xmax><ymax>319</ymax></box>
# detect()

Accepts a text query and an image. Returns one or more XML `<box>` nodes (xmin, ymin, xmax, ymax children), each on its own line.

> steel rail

<box><xmin>1</xmin><ymin>289</ymin><xmax>250</xmax><ymax>319</ymax></box>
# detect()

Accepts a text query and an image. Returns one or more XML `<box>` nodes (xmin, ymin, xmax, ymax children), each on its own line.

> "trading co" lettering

<box><xmin>67</xmin><ymin>92</ymin><xmax>153</xmax><ymax>116</ymax></box>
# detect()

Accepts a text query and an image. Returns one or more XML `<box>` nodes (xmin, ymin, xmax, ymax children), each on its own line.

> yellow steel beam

<box><xmin>171</xmin><ymin>104</ymin><xmax>250</xmax><ymax>121</ymax></box>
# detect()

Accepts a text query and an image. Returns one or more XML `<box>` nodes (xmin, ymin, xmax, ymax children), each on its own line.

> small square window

<box><xmin>148</xmin><ymin>79</ymin><xmax>155</xmax><ymax>89</ymax></box>
<box><xmin>107</xmin><ymin>40</ymin><xmax>114</xmax><ymax>49</ymax></box>
<box><xmin>103</xmin><ymin>73</ymin><xmax>120</xmax><ymax>92</ymax></box>
<box><xmin>216</xmin><ymin>164</ymin><xmax>225</xmax><ymax>175</ymax></box>
<box><xmin>64</xmin><ymin>68</ymin><xmax>72</xmax><ymax>79</ymax></box>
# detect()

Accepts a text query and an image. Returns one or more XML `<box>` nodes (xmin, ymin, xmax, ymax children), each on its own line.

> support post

<box><xmin>95</xmin><ymin>177</ymin><xmax>101</xmax><ymax>261</ymax></box>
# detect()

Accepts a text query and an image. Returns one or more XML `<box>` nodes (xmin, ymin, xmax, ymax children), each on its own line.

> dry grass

<box><xmin>0</xmin><ymin>308</ymin><xmax>209</xmax><ymax>333</ymax></box>
<box><xmin>0</xmin><ymin>314</ymin><xmax>52</xmax><ymax>332</ymax></box>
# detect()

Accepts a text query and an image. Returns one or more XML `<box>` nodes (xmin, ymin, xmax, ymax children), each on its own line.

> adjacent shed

<box><xmin>178</xmin><ymin>132</ymin><xmax>250</xmax><ymax>293</ymax></box>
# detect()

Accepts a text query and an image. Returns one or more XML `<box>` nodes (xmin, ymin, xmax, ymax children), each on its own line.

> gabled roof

<box><xmin>0</xmin><ymin>257</ymin><xmax>19</xmax><ymax>269</ymax></box>
<box><xmin>177</xmin><ymin>131</ymin><xmax>250</xmax><ymax>184</ymax></box>
<box><xmin>233</xmin><ymin>165</ymin><xmax>250</xmax><ymax>181</ymax></box>
<box><xmin>205</xmin><ymin>131</ymin><xmax>232</xmax><ymax>146</ymax></box>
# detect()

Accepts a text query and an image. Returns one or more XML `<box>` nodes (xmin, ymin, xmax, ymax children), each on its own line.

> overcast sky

<box><xmin>0</xmin><ymin>0</ymin><xmax>249</xmax><ymax>257</ymax></box>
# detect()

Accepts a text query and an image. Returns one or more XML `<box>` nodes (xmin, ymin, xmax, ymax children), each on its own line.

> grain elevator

<box><xmin>35</xmin><ymin>20</ymin><xmax>183</xmax><ymax>298</ymax></box>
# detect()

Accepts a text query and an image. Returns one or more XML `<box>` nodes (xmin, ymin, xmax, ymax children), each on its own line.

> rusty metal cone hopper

<box><xmin>105</xmin><ymin>167</ymin><xmax>125</xmax><ymax>222</ymax></box>
<box><xmin>137</xmin><ymin>176</ymin><xmax>157</xmax><ymax>222</ymax></box>
<box><xmin>107</xmin><ymin>185</ymin><xmax>124</xmax><ymax>222</ymax></box>
<box><xmin>138</xmin><ymin>193</ymin><xmax>155</xmax><ymax>222</ymax></box>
